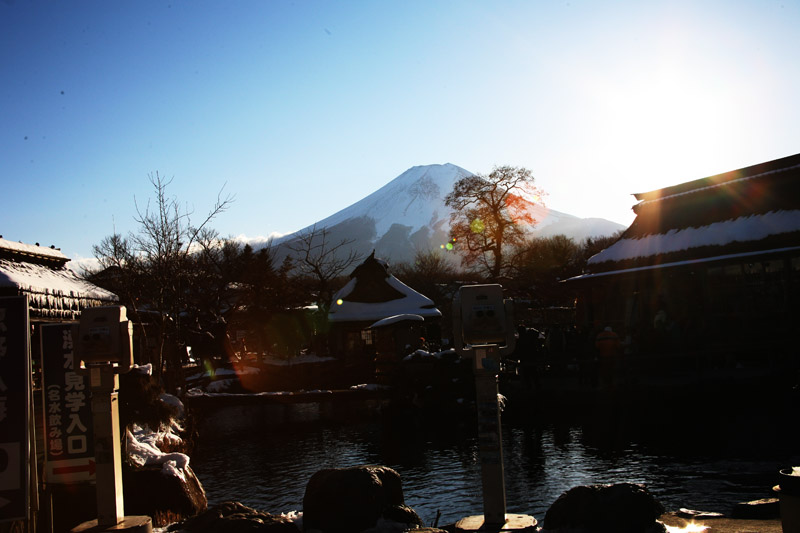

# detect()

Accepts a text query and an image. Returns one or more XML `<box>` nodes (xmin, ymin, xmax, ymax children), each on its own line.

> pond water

<box><xmin>190</xmin><ymin>398</ymin><xmax>800</xmax><ymax>527</ymax></box>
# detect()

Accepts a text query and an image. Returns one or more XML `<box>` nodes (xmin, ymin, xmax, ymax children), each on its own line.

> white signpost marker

<box><xmin>452</xmin><ymin>285</ymin><xmax>537</xmax><ymax>533</ymax></box>
<box><xmin>68</xmin><ymin>306</ymin><xmax>152</xmax><ymax>533</ymax></box>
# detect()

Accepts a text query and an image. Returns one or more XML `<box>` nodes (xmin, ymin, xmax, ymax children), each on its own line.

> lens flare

<box><xmin>440</xmin><ymin>237</ymin><xmax>457</xmax><ymax>251</ymax></box>
<box><xmin>470</xmin><ymin>218</ymin><xmax>485</xmax><ymax>234</ymax></box>
<box><xmin>336</xmin><ymin>298</ymin><xmax>343</xmax><ymax>306</ymax></box>
<box><xmin>232</xmin><ymin>361</ymin><xmax>260</xmax><ymax>391</ymax></box>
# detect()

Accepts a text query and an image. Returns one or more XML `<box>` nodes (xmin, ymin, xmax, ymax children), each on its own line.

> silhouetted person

<box><xmin>516</xmin><ymin>326</ymin><xmax>544</xmax><ymax>389</ymax></box>
<box><xmin>595</xmin><ymin>326</ymin><xmax>621</xmax><ymax>388</ymax></box>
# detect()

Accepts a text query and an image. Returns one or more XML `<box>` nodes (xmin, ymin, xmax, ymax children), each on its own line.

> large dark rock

<box><xmin>169</xmin><ymin>501</ymin><xmax>301</xmax><ymax>533</ymax></box>
<box><xmin>123</xmin><ymin>463</ymin><xmax>207</xmax><ymax>527</ymax></box>
<box><xmin>303</xmin><ymin>465</ymin><xmax>422</xmax><ymax>533</ymax></box>
<box><xmin>543</xmin><ymin>483</ymin><xmax>665</xmax><ymax>533</ymax></box>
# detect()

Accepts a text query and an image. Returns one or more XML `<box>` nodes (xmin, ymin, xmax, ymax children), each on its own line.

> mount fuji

<box><xmin>273</xmin><ymin>164</ymin><xmax>625</xmax><ymax>265</ymax></box>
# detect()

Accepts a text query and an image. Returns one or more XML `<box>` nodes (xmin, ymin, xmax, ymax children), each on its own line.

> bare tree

<box><xmin>393</xmin><ymin>249</ymin><xmax>468</xmax><ymax>339</ymax></box>
<box><xmin>88</xmin><ymin>172</ymin><xmax>233</xmax><ymax>387</ymax></box>
<box><xmin>393</xmin><ymin>249</ymin><xmax>458</xmax><ymax>301</ymax></box>
<box><xmin>287</xmin><ymin>224</ymin><xmax>363</xmax><ymax>312</ymax></box>
<box><xmin>91</xmin><ymin>232</ymin><xmax>140</xmax><ymax>294</ymax></box>
<box><xmin>580</xmin><ymin>231</ymin><xmax>623</xmax><ymax>264</ymax></box>
<box><xmin>445</xmin><ymin>165</ymin><xmax>544</xmax><ymax>280</ymax></box>
<box><xmin>89</xmin><ymin>232</ymin><xmax>152</xmax><ymax>356</ymax></box>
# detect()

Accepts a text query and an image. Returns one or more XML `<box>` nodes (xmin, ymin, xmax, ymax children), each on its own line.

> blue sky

<box><xmin>2</xmin><ymin>0</ymin><xmax>799</xmax><ymax>263</ymax></box>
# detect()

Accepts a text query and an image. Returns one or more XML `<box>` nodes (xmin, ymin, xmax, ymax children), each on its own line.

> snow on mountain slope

<box><xmin>274</xmin><ymin>164</ymin><xmax>625</xmax><ymax>263</ymax></box>
<box><xmin>288</xmin><ymin>163</ymin><xmax>473</xmax><ymax>239</ymax></box>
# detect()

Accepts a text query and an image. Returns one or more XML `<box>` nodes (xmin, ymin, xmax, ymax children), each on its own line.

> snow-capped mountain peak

<box><xmin>292</xmin><ymin>163</ymin><xmax>472</xmax><ymax>239</ymax></box>
<box><xmin>275</xmin><ymin>164</ymin><xmax>624</xmax><ymax>264</ymax></box>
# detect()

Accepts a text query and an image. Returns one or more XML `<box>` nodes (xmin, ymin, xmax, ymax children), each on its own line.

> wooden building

<box><xmin>0</xmin><ymin>237</ymin><xmax>118</xmax><ymax>379</ymax></box>
<box><xmin>0</xmin><ymin>237</ymin><xmax>117</xmax><ymax>321</ymax></box>
<box><xmin>568</xmin><ymin>153</ymin><xmax>800</xmax><ymax>360</ymax></box>
<box><xmin>328</xmin><ymin>252</ymin><xmax>441</xmax><ymax>366</ymax></box>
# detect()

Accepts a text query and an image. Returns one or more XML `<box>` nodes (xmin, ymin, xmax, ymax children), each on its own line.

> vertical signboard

<box><xmin>0</xmin><ymin>296</ymin><xmax>30</xmax><ymax>523</ymax></box>
<box><xmin>40</xmin><ymin>323</ymin><xmax>95</xmax><ymax>484</ymax></box>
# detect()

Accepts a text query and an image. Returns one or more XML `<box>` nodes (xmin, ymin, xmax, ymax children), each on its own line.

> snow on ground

<box><xmin>133</xmin><ymin>363</ymin><xmax>153</xmax><ymax>375</ymax></box>
<box><xmin>125</xmin><ymin>365</ymin><xmax>192</xmax><ymax>480</ymax></box>
<box><xmin>156</xmin><ymin>510</ymin><xmax>304</xmax><ymax>533</ymax></box>
<box><xmin>402</xmin><ymin>348</ymin><xmax>456</xmax><ymax>361</ymax></box>
<box><xmin>182</xmin><ymin>350</ymin><xmax>454</xmax><ymax>396</ymax></box>
<box><xmin>185</xmin><ymin>365</ymin><xmax>261</xmax><ymax>381</ymax></box>
<box><xmin>160</xmin><ymin>392</ymin><xmax>185</xmax><ymax>418</ymax></box>
<box><xmin>185</xmin><ymin>388</ymin><xmax>320</xmax><ymax>398</ymax></box>
<box><xmin>186</xmin><ymin>385</ymin><xmax>394</xmax><ymax>397</ymax></box>
<box><xmin>349</xmin><ymin>383</ymin><xmax>391</xmax><ymax>391</ymax></box>
<box><xmin>205</xmin><ymin>378</ymin><xmax>239</xmax><ymax>392</ymax></box>
<box><xmin>185</xmin><ymin>354</ymin><xmax>336</xmax><ymax>382</ymax></box>
<box><xmin>126</xmin><ymin>423</ymin><xmax>190</xmax><ymax>483</ymax></box>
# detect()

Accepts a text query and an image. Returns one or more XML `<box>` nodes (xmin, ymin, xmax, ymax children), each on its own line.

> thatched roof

<box><xmin>328</xmin><ymin>252</ymin><xmax>441</xmax><ymax>323</ymax></box>
<box><xmin>575</xmin><ymin>152</ymin><xmax>800</xmax><ymax>279</ymax></box>
<box><xmin>0</xmin><ymin>237</ymin><xmax>117</xmax><ymax>319</ymax></box>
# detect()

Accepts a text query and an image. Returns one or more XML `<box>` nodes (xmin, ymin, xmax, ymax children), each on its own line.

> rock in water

<box><xmin>123</xmin><ymin>463</ymin><xmax>207</xmax><ymax>527</ymax></box>
<box><xmin>169</xmin><ymin>501</ymin><xmax>300</xmax><ymax>533</ymax></box>
<box><xmin>303</xmin><ymin>465</ymin><xmax>423</xmax><ymax>533</ymax></box>
<box><xmin>543</xmin><ymin>483</ymin><xmax>665</xmax><ymax>533</ymax></box>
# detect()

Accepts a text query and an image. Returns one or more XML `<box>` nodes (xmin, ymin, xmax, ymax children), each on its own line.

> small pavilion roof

<box><xmin>328</xmin><ymin>252</ymin><xmax>441</xmax><ymax>323</ymax></box>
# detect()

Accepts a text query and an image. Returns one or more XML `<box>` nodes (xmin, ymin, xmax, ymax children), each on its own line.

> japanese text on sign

<box><xmin>41</xmin><ymin>324</ymin><xmax>94</xmax><ymax>484</ymax></box>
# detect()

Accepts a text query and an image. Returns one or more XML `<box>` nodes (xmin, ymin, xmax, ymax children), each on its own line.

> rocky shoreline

<box><xmin>156</xmin><ymin>465</ymin><xmax>783</xmax><ymax>533</ymax></box>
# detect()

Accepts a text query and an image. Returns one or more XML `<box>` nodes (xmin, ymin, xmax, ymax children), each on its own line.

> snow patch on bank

<box><xmin>126</xmin><ymin>423</ymin><xmax>190</xmax><ymax>483</ymax></box>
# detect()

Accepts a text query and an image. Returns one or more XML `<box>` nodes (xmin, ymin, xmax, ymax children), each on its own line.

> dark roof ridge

<box><xmin>633</xmin><ymin>152</ymin><xmax>800</xmax><ymax>205</ymax></box>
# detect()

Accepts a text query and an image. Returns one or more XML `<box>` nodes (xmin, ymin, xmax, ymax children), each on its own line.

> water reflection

<box><xmin>191</xmin><ymin>403</ymin><xmax>798</xmax><ymax>526</ymax></box>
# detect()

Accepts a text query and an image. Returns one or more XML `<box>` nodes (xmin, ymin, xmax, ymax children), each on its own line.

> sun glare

<box><xmin>588</xmin><ymin>56</ymin><xmax>743</xmax><ymax>193</ymax></box>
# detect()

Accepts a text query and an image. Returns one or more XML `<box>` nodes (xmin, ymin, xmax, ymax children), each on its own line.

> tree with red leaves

<box><xmin>445</xmin><ymin>165</ymin><xmax>544</xmax><ymax>280</ymax></box>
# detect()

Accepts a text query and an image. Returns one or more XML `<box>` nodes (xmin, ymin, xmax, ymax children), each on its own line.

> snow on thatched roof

<box><xmin>571</xmin><ymin>245</ymin><xmax>800</xmax><ymax>282</ymax></box>
<box><xmin>0</xmin><ymin>238</ymin><xmax>117</xmax><ymax>318</ymax></box>
<box><xmin>0</xmin><ymin>259</ymin><xmax>116</xmax><ymax>300</ymax></box>
<box><xmin>584</xmin><ymin>153</ymin><xmax>800</xmax><ymax>274</ymax></box>
<box><xmin>589</xmin><ymin>210</ymin><xmax>800</xmax><ymax>265</ymax></box>
<box><xmin>328</xmin><ymin>253</ymin><xmax>441</xmax><ymax>323</ymax></box>
<box><xmin>0</xmin><ymin>236</ymin><xmax>69</xmax><ymax>263</ymax></box>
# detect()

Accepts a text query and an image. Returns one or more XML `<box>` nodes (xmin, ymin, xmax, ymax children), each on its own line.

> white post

<box><xmin>89</xmin><ymin>365</ymin><xmax>124</xmax><ymax>526</ymax></box>
<box><xmin>474</xmin><ymin>345</ymin><xmax>507</xmax><ymax>525</ymax></box>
